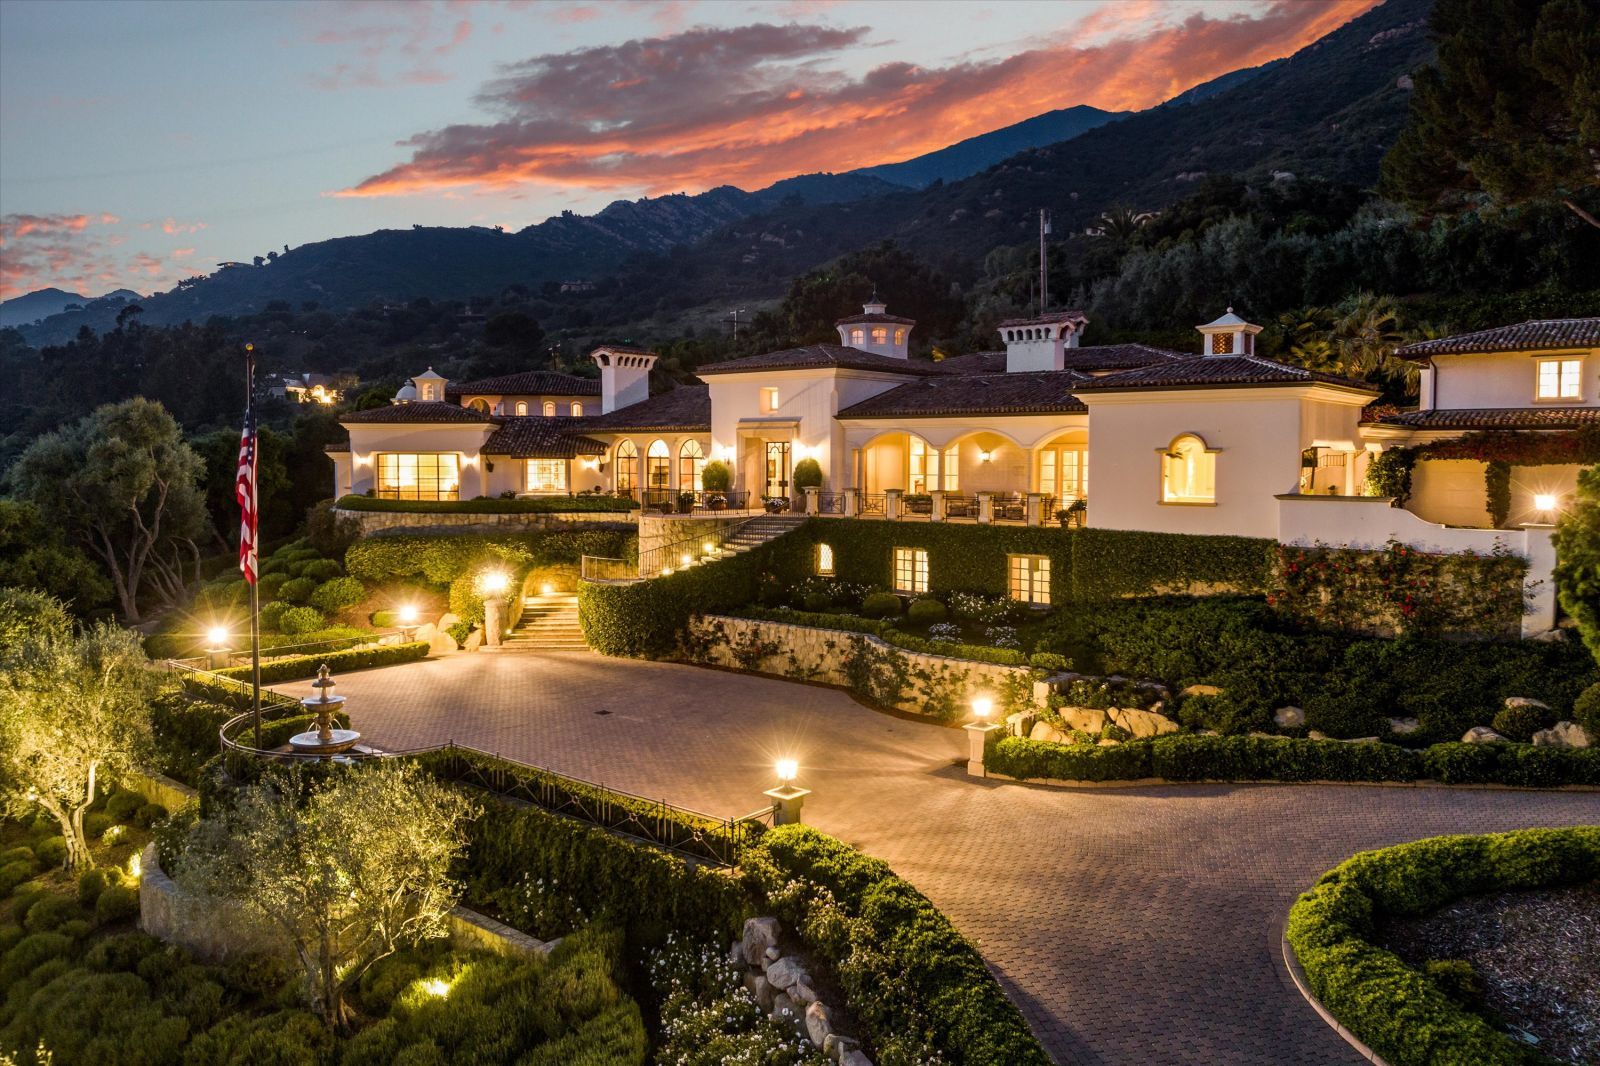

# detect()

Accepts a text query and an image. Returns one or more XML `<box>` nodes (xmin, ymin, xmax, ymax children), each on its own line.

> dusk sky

<box><xmin>0</xmin><ymin>0</ymin><xmax>1378</xmax><ymax>301</ymax></box>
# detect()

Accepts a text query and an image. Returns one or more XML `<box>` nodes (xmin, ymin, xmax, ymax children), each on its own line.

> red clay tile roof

<box><xmin>838</xmin><ymin>370</ymin><xmax>1090</xmax><ymax>418</ymax></box>
<box><xmin>936</xmin><ymin>344</ymin><xmax>1187</xmax><ymax>375</ymax></box>
<box><xmin>584</xmin><ymin>385</ymin><xmax>710</xmax><ymax>432</ymax></box>
<box><xmin>1396</xmin><ymin>318</ymin><xmax>1600</xmax><ymax>359</ymax></box>
<box><xmin>1074</xmin><ymin>355</ymin><xmax>1378</xmax><ymax>393</ymax></box>
<box><xmin>1362</xmin><ymin>407</ymin><xmax>1600</xmax><ymax>430</ymax></box>
<box><xmin>482</xmin><ymin>417</ymin><xmax>607</xmax><ymax>459</ymax></box>
<box><xmin>835</xmin><ymin>311</ymin><xmax>916</xmax><ymax>326</ymax></box>
<box><xmin>447</xmin><ymin>370</ymin><xmax>600</xmax><ymax>397</ymax></box>
<box><xmin>591</xmin><ymin>344</ymin><xmax>657</xmax><ymax>356</ymax></box>
<box><xmin>339</xmin><ymin>402</ymin><xmax>493</xmax><ymax>424</ymax></box>
<box><xmin>694</xmin><ymin>344</ymin><xmax>948</xmax><ymax>377</ymax></box>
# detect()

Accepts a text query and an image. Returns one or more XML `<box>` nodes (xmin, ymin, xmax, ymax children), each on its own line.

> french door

<box><xmin>765</xmin><ymin>441</ymin><xmax>791</xmax><ymax>497</ymax></box>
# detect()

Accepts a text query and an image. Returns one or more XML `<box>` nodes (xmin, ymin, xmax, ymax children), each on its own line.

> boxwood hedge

<box><xmin>347</xmin><ymin>525</ymin><xmax>635</xmax><ymax>586</ymax></box>
<box><xmin>336</xmin><ymin>493</ymin><xmax>637</xmax><ymax>513</ymax></box>
<box><xmin>742</xmin><ymin>825</ymin><xmax>1050</xmax><ymax>1066</ymax></box>
<box><xmin>1287</xmin><ymin>827</ymin><xmax>1600</xmax><ymax>1066</ymax></box>
<box><xmin>212</xmin><ymin>641</ymin><xmax>428</xmax><ymax>683</ymax></box>
<box><xmin>987</xmin><ymin>733</ymin><xmax>1600</xmax><ymax>788</ymax></box>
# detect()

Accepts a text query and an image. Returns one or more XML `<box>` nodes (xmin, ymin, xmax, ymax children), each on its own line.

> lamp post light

<box><xmin>397</xmin><ymin>604</ymin><xmax>420</xmax><ymax>644</ymax></box>
<box><xmin>204</xmin><ymin>626</ymin><xmax>232</xmax><ymax>671</ymax></box>
<box><xmin>480</xmin><ymin>571</ymin><xmax>510</xmax><ymax>648</ymax></box>
<box><xmin>1533</xmin><ymin>493</ymin><xmax>1559</xmax><ymax>515</ymax></box>
<box><xmin>764</xmin><ymin>758</ymin><xmax>810</xmax><ymax>825</ymax></box>
<box><xmin>964</xmin><ymin>696</ymin><xmax>1002</xmax><ymax>778</ymax></box>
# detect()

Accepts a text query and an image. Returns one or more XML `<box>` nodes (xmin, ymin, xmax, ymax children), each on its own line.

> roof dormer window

<box><xmin>1536</xmin><ymin>357</ymin><xmax>1582</xmax><ymax>401</ymax></box>
<box><xmin>850</xmin><ymin>328</ymin><xmax>865</xmax><ymax>346</ymax></box>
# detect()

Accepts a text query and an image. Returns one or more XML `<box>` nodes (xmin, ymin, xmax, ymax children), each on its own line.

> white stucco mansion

<box><xmin>330</xmin><ymin>302</ymin><xmax>1598</xmax><ymax>633</ymax></box>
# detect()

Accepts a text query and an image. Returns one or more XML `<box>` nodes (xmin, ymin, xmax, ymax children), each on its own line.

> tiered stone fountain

<box><xmin>287</xmin><ymin>664</ymin><xmax>362</xmax><ymax>757</ymax></box>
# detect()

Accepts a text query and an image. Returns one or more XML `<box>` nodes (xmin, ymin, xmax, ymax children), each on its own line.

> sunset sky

<box><xmin>0</xmin><ymin>0</ymin><xmax>1379</xmax><ymax>301</ymax></box>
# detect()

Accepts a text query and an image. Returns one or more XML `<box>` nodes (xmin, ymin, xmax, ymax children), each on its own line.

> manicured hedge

<box><xmin>742</xmin><ymin>825</ymin><xmax>1050</xmax><ymax>1066</ymax></box>
<box><xmin>765</xmin><ymin>517</ymin><xmax>1273</xmax><ymax>603</ymax></box>
<box><xmin>212</xmin><ymin>641</ymin><xmax>429</xmax><ymax>683</ymax></box>
<box><xmin>1287</xmin><ymin>828</ymin><xmax>1600</xmax><ymax>1066</ymax></box>
<box><xmin>987</xmin><ymin>733</ymin><xmax>1600</xmax><ymax>788</ymax></box>
<box><xmin>346</xmin><ymin>526</ymin><xmax>635</xmax><ymax>585</ymax></box>
<box><xmin>580</xmin><ymin>548</ymin><xmax>768</xmax><ymax>657</ymax></box>
<box><xmin>336</xmin><ymin>493</ymin><xmax>637</xmax><ymax>513</ymax></box>
<box><xmin>731</xmin><ymin>605</ymin><xmax>1029</xmax><ymax>666</ymax></box>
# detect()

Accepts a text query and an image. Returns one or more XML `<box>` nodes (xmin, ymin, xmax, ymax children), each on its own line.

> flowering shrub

<box><xmin>650</xmin><ymin>934</ymin><xmax>828</xmax><ymax>1066</ymax></box>
<box><xmin>1363</xmin><ymin>427</ymin><xmax>1599</xmax><ymax>520</ymax></box>
<box><xmin>1268</xmin><ymin>539</ymin><xmax>1527</xmax><ymax>637</ymax></box>
<box><xmin>947</xmin><ymin>591</ymin><xmax>1019</xmax><ymax>624</ymax></box>
<box><xmin>926</xmin><ymin>622</ymin><xmax>962</xmax><ymax>643</ymax></box>
<box><xmin>983</xmin><ymin>625</ymin><xmax>1021</xmax><ymax>649</ymax></box>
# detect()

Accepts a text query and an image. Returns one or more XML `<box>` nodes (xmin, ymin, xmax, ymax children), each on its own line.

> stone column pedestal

<box><xmin>1025</xmin><ymin>493</ymin><xmax>1044</xmax><ymax>527</ymax></box>
<box><xmin>484</xmin><ymin>598</ymin><xmax>505</xmax><ymax>647</ymax></box>
<box><xmin>929</xmin><ymin>490</ymin><xmax>945</xmax><ymax>522</ymax></box>
<box><xmin>764</xmin><ymin>785</ymin><xmax>811</xmax><ymax>826</ymax></box>
<box><xmin>885</xmin><ymin>489</ymin><xmax>903</xmax><ymax>522</ymax></box>
<box><xmin>803</xmin><ymin>487</ymin><xmax>819</xmax><ymax>514</ymax></box>
<box><xmin>964</xmin><ymin>722</ymin><xmax>1002</xmax><ymax>777</ymax></box>
<box><xmin>205</xmin><ymin>648</ymin><xmax>231</xmax><ymax>671</ymax></box>
<box><xmin>844</xmin><ymin>490</ymin><xmax>860</xmax><ymax>517</ymax></box>
<box><xmin>977</xmin><ymin>492</ymin><xmax>994</xmax><ymax>524</ymax></box>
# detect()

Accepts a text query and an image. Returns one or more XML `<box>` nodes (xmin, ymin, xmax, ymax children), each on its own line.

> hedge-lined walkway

<box><xmin>289</xmin><ymin>654</ymin><xmax>1600</xmax><ymax>1066</ymax></box>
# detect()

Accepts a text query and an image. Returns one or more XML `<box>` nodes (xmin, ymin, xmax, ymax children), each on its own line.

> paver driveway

<box><xmin>293</xmin><ymin>652</ymin><xmax>1600</xmax><ymax>1065</ymax></box>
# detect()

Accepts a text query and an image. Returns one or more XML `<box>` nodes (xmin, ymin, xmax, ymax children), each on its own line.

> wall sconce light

<box><xmin>978</xmin><ymin>449</ymin><xmax>993</xmax><ymax>463</ymax></box>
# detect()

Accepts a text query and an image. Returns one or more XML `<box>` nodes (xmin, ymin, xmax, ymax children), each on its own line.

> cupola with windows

<box><xmin>1196</xmin><ymin>309</ymin><xmax>1262</xmax><ymax>357</ymax></box>
<box><xmin>835</xmin><ymin>292</ymin><xmax>915</xmax><ymax>359</ymax></box>
<box><xmin>394</xmin><ymin>367</ymin><xmax>448</xmax><ymax>404</ymax></box>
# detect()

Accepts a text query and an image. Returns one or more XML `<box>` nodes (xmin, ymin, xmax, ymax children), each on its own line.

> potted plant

<box><xmin>791</xmin><ymin>457</ymin><xmax>823</xmax><ymax>511</ymax></box>
<box><xmin>763</xmin><ymin>495</ymin><xmax>790</xmax><ymax>514</ymax></box>
<box><xmin>707</xmin><ymin>494</ymin><xmax>727</xmax><ymax>511</ymax></box>
<box><xmin>676</xmin><ymin>492</ymin><xmax>695</xmax><ymax>514</ymax></box>
<box><xmin>904</xmin><ymin>493</ymin><xmax>932</xmax><ymax>514</ymax></box>
<box><xmin>1056</xmin><ymin>498</ymin><xmax>1087</xmax><ymax>528</ymax></box>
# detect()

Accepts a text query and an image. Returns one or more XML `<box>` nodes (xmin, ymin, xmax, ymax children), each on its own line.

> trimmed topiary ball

<box><xmin>258</xmin><ymin>601</ymin><xmax>289</xmax><ymax>632</ymax></box>
<box><xmin>861</xmin><ymin>592</ymin><xmax>902</xmax><ymax>618</ymax></box>
<box><xmin>1572</xmin><ymin>682</ymin><xmax>1600</xmax><ymax>744</ymax></box>
<box><xmin>1491</xmin><ymin>700</ymin><xmax>1556</xmax><ymax>742</ymax></box>
<box><xmin>104</xmin><ymin>790</ymin><xmax>142</xmax><ymax>824</ymax></box>
<box><xmin>0</xmin><ymin>860</ymin><xmax>36</xmax><ymax>895</ymax></box>
<box><xmin>278</xmin><ymin>606</ymin><xmax>326</xmax><ymax>635</ymax></box>
<box><xmin>299</xmin><ymin>558</ymin><xmax>343</xmax><ymax>582</ymax></box>
<box><xmin>83</xmin><ymin>812</ymin><xmax>113</xmax><ymax>840</ymax></box>
<box><xmin>95</xmin><ymin>883</ymin><xmax>140</xmax><ymax>925</ymax></box>
<box><xmin>34</xmin><ymin>836</ymin><xmax>68</xmax><ymax>868</ymax></box>
<box><xmin>907</xmin><ymin>597</ymin><xmax>947</xmax><ymax>624</ymax></box>
<box><xmin>278</xmin><ymin>577</ymin><xmax>316</xmax><ymax>604</ymax></box>
<box><xmin>258</xmin><ymin>572</ymin><xmax>289</xmax><ymax>600</ymax></box>
<box><xmin>309</xmin><ymin>576</ymin><xmax>365</xmax><ymax>612</ymax></box>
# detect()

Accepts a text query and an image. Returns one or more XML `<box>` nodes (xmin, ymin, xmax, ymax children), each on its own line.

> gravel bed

<box><xmin>1381</xmin><ymin>882</ymin><xmax>1600</xmax><ymax>1064</ymax></box>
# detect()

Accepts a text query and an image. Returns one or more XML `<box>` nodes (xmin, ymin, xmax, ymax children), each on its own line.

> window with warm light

<box><xmin>893</xmin><ymin>547</ymin><xmax>928</xmax><ymax>594</ymax></box>
<box><xmin>678</xmin><ymin>439</ymin><xmax>706</xmax><ymax>489</ymax></box>
<box><xmin>377</xmin><ymin>453</ymin><xmax>460</xmax><ymax>500</ymax></box>
<box><xmin>894</xmin><ymin>328</ymin><xmax>906</xmax><ymax>345</ymax></box>
<box><xmin>1161</xmin><ymin>435</ymin><xmax>1216</xmax><ymax>503</ymax></box>
<box><xmin>646</xmin><ymin>439</ymin><xmax>671</xmax><ymax>491</ymax></box>
<box><xmin>816</xmin><ymin>543</ymin><xmax>834</xmax><ymax>576</ymax></box>
<box><xmin>850</xmin><ymin>328</ymin><xmax>865</xmax><ymax>345</ymax></box>
<box><xmin>1039</xmin><ymin>445</ymin><xmax>1088</xmax><ymax>500</ymax></box>
<box><xmin>908</xmin><ymin>438</ymin><xmax>958</xmax><ymax>493</ymax></box>
<box><xmin>1211</xmin><ymin>333</ymin><xmax>1234</xmax><ymax>355</ymax></box>
<box><xmin>468</xmin><ymin>398</ymin><xmax>489</xmax><ymax>413</ymax></box>
<box><xmin>526</xmin><ymin>459</ymin><xmax>567</xmax><ymax>493</ymax></box>
<box><xmin>542</xmin><ymin>401</ymin><xmax>556</xmax><ymax>416</ymax></box>
<box><xmin>761</xmin><ymin>386</ymin><xmax>780</xmax><ymax>413</ymax></box>
<box><xmin>871</xmin><ymin>327</ymin><xmax>888</xmax><ymax>344</ymax></box>
<box><xmin>570</xmin><ymin>401</ymin><xmax>583</xmax><ymax>416</ymax></box>
<box><xmin>1008</xmin><ymin>554</ymin><xmax>1050</xmax><ymax>605</ymax></box>
<box><xmin>615</xmin><ymin>439</ymin><xmax>638</xmax><ymax>491</ymax></box>
<box><xmin>515</xmin><ymin>401</ymin><xmax>528</xmax><ymax>415</ymax></box>
<box><xmin>1536</xmin><ymin>358</ymin><xmax>1582</xmax><ymax>400</ymax></box>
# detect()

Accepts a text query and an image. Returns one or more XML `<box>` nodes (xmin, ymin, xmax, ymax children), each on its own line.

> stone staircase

<box><xmin>717</xmin><ymin>513</ymin><xmax>807</xmax><ymax>555</ymax></box>
<box><xmin>501</xmin><ymin>592</ymin><xmax>587</xmax><ymax>652</ymax></box>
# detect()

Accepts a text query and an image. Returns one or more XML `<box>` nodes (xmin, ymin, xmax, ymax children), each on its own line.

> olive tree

<box><xmin>0</xmin><ymin>593</ymin><xmax>158</xmax><ymax>870</ymax></box>
<box><xmin>8</xmin><ymin>397</ymin><xmax>209</xmax><ymax>622</ymax></box>
<box><xmin>177</xmin><ymin>762</ymin><xmax>478</xmax><ymax>1031</ymax></box>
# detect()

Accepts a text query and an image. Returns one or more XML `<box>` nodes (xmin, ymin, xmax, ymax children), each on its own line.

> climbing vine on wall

<box><xmin>1268</xmin><ymin>539</ymin><xmax>1529</xmax><ymax>638</ymax></box>
<box><xmin>1364</xmin><ymin>428</ymin><xmax>1600</xmax><ymax>524</ymax></box>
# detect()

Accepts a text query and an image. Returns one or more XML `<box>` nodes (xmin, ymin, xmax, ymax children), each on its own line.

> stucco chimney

<box><xmin>589</xmin><ymin>346</ymin><xmax>657</xmax><ymax>414</ymax></box>
<box><xmin>997</xmin><ymin>311</ymin><xmax>1088</xmax><ymax>373</ymax></box>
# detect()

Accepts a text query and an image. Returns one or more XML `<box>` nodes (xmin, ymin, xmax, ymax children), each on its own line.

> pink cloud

<box><xmin>0</xmin><ymin>212</ymin><xmax>197</xmax><ymax>300</ymax></box>
<box><xmin>339</xmin><ymin>1</ymin><xmax>1380</xmax><ymax>200</ymax></box>
<box><xmin>301</xmin><ymin>1</ymin><xmax>473</xmax><ymax>90</ymax></box>
<box><xmin>161</xmin><ymin>217</ymin><xmax>207</xmax><ymax>235</ymax></box>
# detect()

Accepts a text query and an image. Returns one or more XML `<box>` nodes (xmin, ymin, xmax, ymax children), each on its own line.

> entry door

<box><xmin>765</xmin><ymin>441</ymin><xmax>791</xmax><ymax>498</ymax></box>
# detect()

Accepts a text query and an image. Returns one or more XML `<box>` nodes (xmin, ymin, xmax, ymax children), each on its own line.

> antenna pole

<box><xmin>1038</xmin><ymin>208</ymin><xmax>1050</xmax><ymax>314</ymax></box>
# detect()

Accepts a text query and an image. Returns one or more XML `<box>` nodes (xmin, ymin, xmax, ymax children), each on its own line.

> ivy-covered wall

<box><xmin>765</xmin><ymin>518</ymin><xmax>1275</xmax><ymax>602</ymax></box>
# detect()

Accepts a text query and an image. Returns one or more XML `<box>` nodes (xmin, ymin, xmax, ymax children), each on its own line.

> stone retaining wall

<box><xmin>685</xmin><ymin>615</ymin><xmax>1035</xmax><ymax>719</ymax></box>
<box><xmin>126</xmin><ymin>770</ymin><xmax>199</xmax><ymax>814</ymax></box>
<box><xmin>139</xmin><ymin>843</ymin><xmax>554</xmax><ymax>965</ymax></box>
<box><xmin>638</xmin><ymin>513</ymin><xmax>746</xmax><ymax>571</ymax></box>
<box><xmin>334</xmin><ymin>506</ymin><xmax>630</xmax><ymax>535</ymax></box>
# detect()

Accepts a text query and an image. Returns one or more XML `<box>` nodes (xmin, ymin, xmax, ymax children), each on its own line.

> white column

<box><xmin>929</xmin><ymin>490</ymin><xmax>945</xmax><ymax>522</ymax></box>
<box><xmin>1520</xmin><ymin>525</ymin><xmax>1559</xmax><ymax>637</ymax></box>
<box><xmin>885</xmin><ymin>489</ymin><xmax>903</xmax><ymax>521</ymax></box>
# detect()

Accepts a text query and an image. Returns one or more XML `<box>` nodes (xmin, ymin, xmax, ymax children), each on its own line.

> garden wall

<box><xmin>685</xmin><ymin>614</ymin><xmax>1035</xmax><ymax>720</ymax></box>
<box><xmin>636</xmin><ymin>512</ymin><xmax>748</xmax><ymax>570</ymax></box>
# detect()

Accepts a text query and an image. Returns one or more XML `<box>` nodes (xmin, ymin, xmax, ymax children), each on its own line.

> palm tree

<box><xmin>1274</xmin><ymin>306</ymin><xmax>1339</xmax><ymax>372</ymax></box>
<box><xmin>1093</xmin><ymin>205</ymin><xmax>1152</xmax><ymax>243</ymax></box>
<box><xmin>1333</xmin><ymin>293</ymin><xmax>1416</xmax><ymax>393</ymax></box>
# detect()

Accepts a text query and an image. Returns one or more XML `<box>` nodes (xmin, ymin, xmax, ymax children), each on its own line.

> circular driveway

<box><xmin>296</xmin><ymin>652</ymin><xmax>1600</xmax><ymax>1065</ymax></box>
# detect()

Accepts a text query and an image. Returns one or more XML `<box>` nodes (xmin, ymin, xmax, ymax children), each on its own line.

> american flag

<box><xmin>235</xmin><ymin>408</ymin><xmax>258</xmax><ymax>584</ymax></box>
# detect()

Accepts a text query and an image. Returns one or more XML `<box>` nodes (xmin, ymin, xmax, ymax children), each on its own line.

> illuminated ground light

<box><xmin>420</xmin><ymin>978</ymin><xmax>451</xmax><ymax>998</ymax></box>
<box><xmin>398</xmin><ymin>605</ymin><xmax>418</xmax><ymax>624</ymax></box>
<box><xmin>206</xmin><ymin>626</ymin><xmax>230</xmax><ymax>648</ymax></box>
<box><xmin>1533</xmin><ymin>493</ymin><xmax>1559</xmax><ymax>512</ymax></box>
<box><xmin>775</xmin><ymin>758</ymin><xmax>798</xmax><ymax>784</ymax></box>
<box><xmin>972</xmin><ymin>696</ymin><xmax>994</xmax><ymax>721</ymax></box>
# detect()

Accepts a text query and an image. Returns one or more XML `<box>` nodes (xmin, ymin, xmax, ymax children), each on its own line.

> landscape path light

<box><xmin>205</xmin><ymin>626</ymin><xmax>232</xmax><ymax>671</ymax></box>
<box><xmin>965</xmin><ymin>695</ymin><xmax>1002</xmax><ymax>778</ymax></box>
<box><xmin>765</xmin><ymin>758</ymin><xmax>810</xmax><ymax>826</ymax></box>
<box><xmin>1533</xmin><ymin>493</ymin><xmax>1558</xmax><ymax>514</ymax></box>
<box><xmin>397</xmin><ymin>605</ymin><xmax>420</xmax><ymax>644</ymax></box>
<box><xmin>479</xmin><ymin>570</ymin><xmax>511</xmax><ymax>647</ymax></box>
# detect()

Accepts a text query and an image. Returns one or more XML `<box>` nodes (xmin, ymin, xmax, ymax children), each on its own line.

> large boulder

<box><xmin>744</xmin><ymin>971</ymin><xmax>774</xmax><ymax>1011</ymax></box>
<box><xmin>1107</xmin><ymin>706</ymin><xmax>1179</xmax><ymax>738</ymax></box>
<box><xmin>1532</xmin><ymin>721</ymin><xmax>1590</xmax><ymax>749</ymax></box>
<box><xmin>840</xmin><ymin>1050</ymin><xmax>874</xmax><ymax>1066</ymax></box>
<box><xmin>1059</xmin><ymin>707</ymin><xmax>1107</xmax><ymax>734</ymax></box>
<box><xmin>765</xmin><ymin>955</ymin><xmax>808</xmax><ymax>991</ymax></box>
<box><xmin>1503</xmin><ymin>696</ymin><xmax>1550</xmax><ymax>711</ymax></box>
<box><xmin>805</xmin><ymin>1001</ymin><xmax>834</xmax><ymax>1047</ymax></box>
<box><xmin>1180</xmin><ymin>683</ymin><xmax>1223</xmax><ymax>698</ymax></box>
<box><xmin>1388</xmin><ymin>717</ymin><xmax>1420</xmax><ymax>735</ymax></box>
<box><xmin>742</xmin><ymin>917</ymin><xmax>781</xmax><ymax>966</ymax></box>
<box><xmin>1005</xmin><ymin>711</ymin><xmax>1035</xmax><ymax>738</ymax></box>
<box><xmin>1461</xmin><ymin>726</ymin><xmax>1507</xmax><ymax>744</ymax></box>
<box><xmin>1273</xmin><ymin>706</ymin><xmax>1305</xmax><ymax>729</ymax></box>
<box><xmin>1028</xmin><ymin>721</ymin><xmax>1070</xmax><ymax>744</ymax></box>
<box><xmin>428</xmin><ymin>629</ymin><xmax>458</xmax><ymax>655</ymax></box>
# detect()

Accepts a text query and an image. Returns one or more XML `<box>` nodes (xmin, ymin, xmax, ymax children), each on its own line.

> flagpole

<box><xmin>246</xmin><ymin>342</ymin><xmax>263</xmax><ymax>749</ymax></box>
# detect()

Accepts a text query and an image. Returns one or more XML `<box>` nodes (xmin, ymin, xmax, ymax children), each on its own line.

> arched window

<box><xmin>614</xmin><ymin>439</ymin><xmax>638</xmax><ymax>492</ymax></box>
<box><xmin>871</xmin><ymin>327</ymin><xmax>887</xmax><ymax>344</ymax></box>
<box><xmin>467</xmin><ymin>398</ymin><xmax>490</xmax><ymax>414</ymax></box>
<box><xmin>894</xmin><ymin>328</ymin><xmax>906</xmax><ymax>345</ymax></box>
<box><xmin>850</xmin><ymin>328</ymin><xmax>864</xmax><ymax>346</ymax></box>
<box><xmin>542</xmin><ymin>401</ymin><xmax>556</xmax><ymax>417</ymax></box>
<box><xmin>515</xmin><ymin>400</ymin><xmax>528</xmax><ymax>416</ymax></box>
<box><xmin>646</xmin><ymin>439</ymin><xmax>671</xmax><ymax>493</ymax></box>
<box><xmin>1161</xmin><ymin>434</ymin><xmax>1216</xmax><ymax>504</ymax></box>
<box><xmin>570</xmin><ymin>401</ymin><xmax>583</xmax><ymax>416</ymax></box>
<box><xmin>907</xmin><ymin>437</ymin><xmax>956</xmax><ymax>493</ymax></box>
<box><xmin>679</xmin><ymin>439</ymin><xmax>706</xmax><ymax>490</ymax></box>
